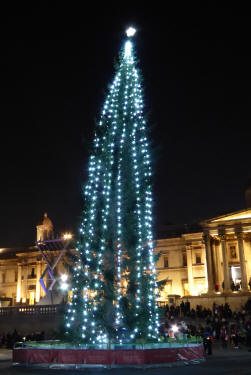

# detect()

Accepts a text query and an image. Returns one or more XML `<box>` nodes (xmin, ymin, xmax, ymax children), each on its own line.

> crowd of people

<box><xmin>159</xmin><ymin>300</ymin><xmax>251</xmax><ymax>354</ymax></box>
<box><xmin>0</xmin><ymin>330</ymin><xmax>45</xmax><ymax>348</ymax></box>
<box><xmin>2</xmin><ymin>301</ymin><xmax>251</xmax><ymax>354</ymax></box>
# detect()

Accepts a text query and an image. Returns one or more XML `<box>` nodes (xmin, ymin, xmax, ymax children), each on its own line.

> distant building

<box><xmin>0</xmin><ymin>213</ymin><xmax>67</xmax><ymax>306</ymax></box>
<box><xmin>156</xmin><ymin>208</ymin><xmax>251</xmax><ymax>309</ymax></box>
<box><xmin>0</xmin><ymin>206</ymin><xmax>251</xmax><ymax>309</ymax></box>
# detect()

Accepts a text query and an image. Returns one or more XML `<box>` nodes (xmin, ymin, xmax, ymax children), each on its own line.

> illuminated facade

<box><xmin>0</xmin><ymin>246</ymin><xmax>46</xmax><ymax>306</ymax></box>
<box><xmin>0</xmin><ymin>213</ymin><xmax>66</xmax><ymax>306</ymax></box>
<box><xmin>1</xmin><ymin>209</ymin><xmax>251</xmax><ymax>308</ymax></box>
<box><xmin>156</xmin><ymin>208</ymin><xmax>251</xmax><ymax>304</ymax></box>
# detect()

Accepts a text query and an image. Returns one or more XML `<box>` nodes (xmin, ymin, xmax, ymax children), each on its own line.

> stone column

<box><xmin>202</xmin><ymin>245</ymin><xmax>208</xmax><ymax>289</ymax></box>
<box><xmin>244</xmin><ymin>235</ymin><xmax>251</xmax><ymax>285</ymax></box>
<box><xmin>40</xmin><ymin>261</ymin><xmax>46</xmax><ymax>297</ymax></box>
<box><xmin>235</xmin><ymin>225</ymin><xmax>248</xmax><ymax>292</ymax></box>
<box><xmin>203</xmin><ymin>233</ymin><xmax>214</xmax><ymax>294</ymax></box>
<box><xmin>186</xmin><ymin>244</ymin><xmax>194</xmax><ymax>295</ymax></box>
<box><xmin>211</xmin><ymin>239</ymin><xmax>219</xmax><ymax>285</ymax></box>
<box><xmin>215</xmin><ymin>239</ymin><xmax>224</xmax><ymax>292</ymax></box>
<box><xmin>22</xmin><ymin>264</ymin><xmax>28</xmax><ymax>303</ymax></box>
<box><xmin>16</xmin><ymin>264</ymin><xmax>22</xmax><ymax>303</ymax></box>
<box><xmin>219</xmin><ymin>228</ymin><xmax>231</xmax><ymax>293</ymax></box>
<box><xmin>36</xmin><ymin>261</ymin><xmax>41</xmax><ymax>303</ymax></box>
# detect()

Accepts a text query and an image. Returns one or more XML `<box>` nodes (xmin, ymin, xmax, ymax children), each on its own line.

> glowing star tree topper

<box><xmin>64</xmin><ymin>28</ymin><xmax>159</xmax><ymax>345</ymax></box>
<box><xmin>126</xmin><ymin>27</ymin><xmax>136</xmax><ymax>37</ymax></box>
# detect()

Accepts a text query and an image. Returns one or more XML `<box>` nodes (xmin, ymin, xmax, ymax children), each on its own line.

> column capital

<box><xmin>234</xmin><ymin>224</ymin><xmax>243</xmax><ymax>237</ymax></box>
<box><xmin>202</xmin><ymin>232</ymin><xmax>211</xmax><ymax>244</ymax></box>
<box><xmin>185</xmin><ymin>242</ymin><xmax>192</xmax><ymax>248</ymax></box>
<box><xmin>236</xmin><ymin>232</ymin><xmax>244</xmax><ymax>240</ymax></box>
<box><xmin>203</xmin><ymin>229</ymin><xmax>210</xmax><ymax>236</ymax></box>
<box><xmin>214</xmin><ymin>238</ymin><xmax>221</xmax><ymax>246</ymax></box>
<box><xmin>218</xmin><ymin>226</ymin><xmax>226</xmax><ymax>237</ymax></box>
<box><xmin>218</xmin><ymin>234</ymin><xmax>226</xmax><ymax>242</ymax></box>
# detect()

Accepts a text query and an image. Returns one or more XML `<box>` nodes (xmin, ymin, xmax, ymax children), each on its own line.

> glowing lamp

<box><xmin>61</xmin><ymin>282</ymin><xmax>69</xmax><ymax>291</ymax></box>
<box><xmin>171</xmin><ymin>324</ymin><xmax>179</xmax><ymax>333</ymax></box>
<box><xmin>63</xmin><ymin>233</ymin><xmax>72</xmax><ymax>240</ymax></box>
<box><xmin>61</xmin><ymin>274</ymin><xmax>68</xmax><ymax>282</ymax></box>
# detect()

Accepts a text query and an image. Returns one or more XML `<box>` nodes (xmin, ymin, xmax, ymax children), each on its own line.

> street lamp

<box><xmin>60</xmin><ymin>274</ymin><xmax>69</xmax><ymax>290</ymax></box>
<box><xmin>63</xmin><ymin>233</ymin><xmax>72</xmax><ymax>240</ymax></box>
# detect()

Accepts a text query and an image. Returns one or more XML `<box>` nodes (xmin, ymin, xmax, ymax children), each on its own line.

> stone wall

<box><xmin>181</xmin><ymin>294</ymin><xmax>251</xmax><ymax>310</ymax></box>
<box><xmin>0</xmin><ymin>305</ymin><xmax>64</xmax><ymax>337</ymax></box>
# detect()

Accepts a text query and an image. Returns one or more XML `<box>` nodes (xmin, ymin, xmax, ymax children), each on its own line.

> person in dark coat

<box><xmin>203</xmin><ymin>331</ymin><xmax>213</xmax><ymax>355</ymax></box>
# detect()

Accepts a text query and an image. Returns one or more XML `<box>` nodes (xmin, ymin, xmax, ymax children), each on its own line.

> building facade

<box><xmin>156</xmin><ymin>208</ymin><xmax>251</xmax><ymax>307</ymax></box>
<box><xmin>1</xmin><ymin>209</ymin><xmax>251</xmax><ymax>308</ymax></box>
<box><xmin>0</xmin><ymin>213</ymin><xmax>66</xmax><ymax>306</ymax></box>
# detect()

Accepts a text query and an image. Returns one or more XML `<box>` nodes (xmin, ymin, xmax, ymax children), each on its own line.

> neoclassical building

<box><xmin>156</xmin><ymin>207</ymin><xmax>251</xmax><ymax>308</ymax></box>
<box><xmin>0</xmin><ymin>213</ymin><xmax>66</xmax><ymax>306</ymax></box>
<box><xmin>1</xmin><ymin>205</ymin><xmax>251</xmax><ymax>309</ymax></box>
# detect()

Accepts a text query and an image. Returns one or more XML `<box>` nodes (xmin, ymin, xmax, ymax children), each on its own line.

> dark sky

<box><xmin>0</xmin><ymin>4</ymin><xmax>251</xmax><ymax>246</ymax></box>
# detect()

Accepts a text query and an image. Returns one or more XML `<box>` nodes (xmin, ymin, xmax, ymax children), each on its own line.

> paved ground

<box><xmin>0</xmin><ymin>348</ymin><xmax>12</xmax><ymax>361</ymax></box>
<box><xmin>1</xmin><ymin>344</ymin><xmax>251</xmax><ymax>374</ymax></box>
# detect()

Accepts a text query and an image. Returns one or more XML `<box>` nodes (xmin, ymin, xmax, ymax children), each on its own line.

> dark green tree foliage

<box><xmin>65</xmin><ymin>34</ymin><xmax>159</xmax><ymax>344</ymax></box>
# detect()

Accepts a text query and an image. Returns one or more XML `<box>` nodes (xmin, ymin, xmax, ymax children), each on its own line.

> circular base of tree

<box><xmin>13</xmin><ymin>343</ymin><xmax>204</xmax><ymax>367</ymax></box>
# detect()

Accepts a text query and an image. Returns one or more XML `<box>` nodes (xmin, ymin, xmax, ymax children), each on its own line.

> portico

<box><xmin>201</xmin><ymin>208</ymin><xmax>251</xmax><ymax>296</ymax></box>
<box><xmin>155</xmin><ymin>208</ymin><xmax>251</xmax><ymax>308</ymax></box>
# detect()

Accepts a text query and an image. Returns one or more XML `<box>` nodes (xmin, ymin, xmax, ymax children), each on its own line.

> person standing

<box><xmin>220</xmin><ymin>326</ymin><xmax>228</xmax><ymax>348</ymax></box>
<box><xmin>203</xmin><ymin>331</ymin><xmax>213</xmax><ymax>355</ymax></box>
<box><xmin>246</xmin><ymin>325</ymin><xmax>251</xmax><ymax>351</ymax></box>
<box><xmin>231</xmin><ymin>326</ymin><xmax>239</xmax><ymax>349</ymax></box>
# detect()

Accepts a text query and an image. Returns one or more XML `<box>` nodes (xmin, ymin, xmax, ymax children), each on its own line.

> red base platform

<box><xmin>13</xmin><ymin>344</ymin><xmax>205</xmax><ymax>367</ymax></box>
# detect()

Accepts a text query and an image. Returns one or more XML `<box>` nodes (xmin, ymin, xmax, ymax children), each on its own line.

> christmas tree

<box><xmin>65</xmin><ymin>28</ymin><xmax>159</xmax><ymax>344</ymax></box>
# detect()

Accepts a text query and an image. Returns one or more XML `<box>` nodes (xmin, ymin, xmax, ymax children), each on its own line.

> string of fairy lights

<box><xmin>65</xmin><ymin>27</ymin><xmax>159</xmax><ymax>344</ymax></box>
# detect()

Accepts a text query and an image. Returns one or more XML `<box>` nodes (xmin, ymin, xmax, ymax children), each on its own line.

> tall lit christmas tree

<box><xmin>65</xmin><ymin>27</ymin><xmax>159</xmax><ymax>344</ymax></box>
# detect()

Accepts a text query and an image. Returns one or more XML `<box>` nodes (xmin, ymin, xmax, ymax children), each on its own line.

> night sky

<box><xmin>0</xmin><ymin>4</ymin><xmax>251</xmax><ymax>247</ymax></box>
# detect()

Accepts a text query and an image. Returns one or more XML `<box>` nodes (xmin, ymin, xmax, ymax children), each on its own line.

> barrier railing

<box><xmin>0</xmin><ymin>304</ymin><xmax>60</xmax><ymax>316</ymax></box>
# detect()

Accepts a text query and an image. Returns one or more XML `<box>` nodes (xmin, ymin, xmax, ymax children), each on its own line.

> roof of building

<box><xmin>201</xmin><ymin>208</ymin><xmax>251</xmax><ymax>226</ymax></box>
<box><xmin>0</xmin><ymin>246</ymin><xmax>37</xmax><ymax>260</ymax></box>
<box><xmin>156</xmin><ymin>222</ymin><xmax>202</xmax><ymax>239</ymax></box>
<box><xmin>1</xmin><ymin>208</ymin><xmax>250</xmax><ymax>258</ymax></box>
<box><xmin>0</xmin><ymin>238</ymin><xmax>72</xmax><ymax>260</ymax></box>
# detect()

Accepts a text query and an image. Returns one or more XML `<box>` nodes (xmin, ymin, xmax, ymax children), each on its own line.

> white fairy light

<box><xmin>125</xmin><ymin>40</ymin><xmax>133</xmax><ymax>58</ymax></box>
